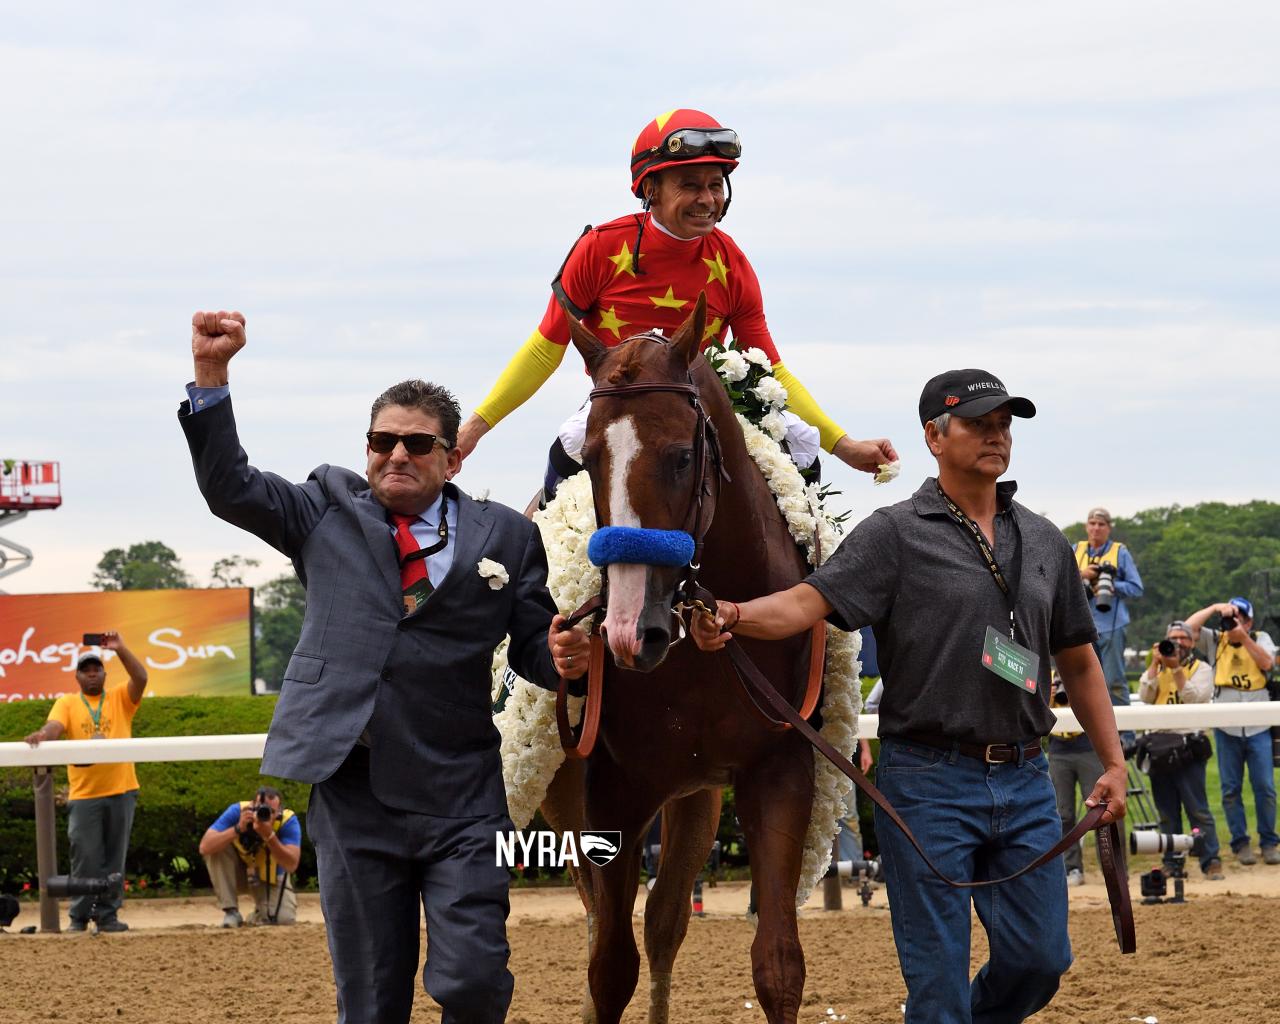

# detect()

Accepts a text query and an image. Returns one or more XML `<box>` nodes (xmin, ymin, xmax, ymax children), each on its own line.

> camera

<box><xmin>1220</xmin><ymin>615</ymin><xmax>1238</xmax><ymax>632</ymax></box>
<box><xmin>255</xmin><ymin>803</ymin><xmax>274</xmax><ymax>823</ymax></box>
<box><xmin>1051</xmin><ymin>679</ymin><xmax>1069</xmax><ymax>707</ymax></box>
<box><xmin>43</xmin><ymin>872</ymin><xmax>124</xmax><ymax>899</ymax></box>
<box><xmin>1130</xmin><ymin>829</ymin><xmax>1206</xmax><ymax>858</ymax></box>
<box><xmin>1092</xmin><ymin>564</ymin><xmax>1118</xmax><ymax>612</ymax></box>
<box><xmin>1157</xmin><ymin>638</ymin><xmax>1177</xmax><ymax>657</ymax></box>
<box><xmin>82</xmin><ymin>633</ymin><xmax>106</xmax><ymax>646</ymax></box>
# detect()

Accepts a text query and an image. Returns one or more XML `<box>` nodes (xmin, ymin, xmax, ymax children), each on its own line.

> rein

<box><xmin>711</xmin><ymin>613</ymin><xmax>1135</xmax><ymax>954</ymax></box>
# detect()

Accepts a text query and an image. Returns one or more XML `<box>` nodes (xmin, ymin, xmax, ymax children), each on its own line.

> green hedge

<box><xmin>0</xmin><ymin>696</ymin><xmax>314</xmax><ymax>891</ymax></box>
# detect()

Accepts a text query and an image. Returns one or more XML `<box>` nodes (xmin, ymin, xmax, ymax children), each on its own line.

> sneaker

<box><xmin>1203</xmin><ymin>859</ymin><xmax>1224</xmax><ymax>880</ymax></box>
<box><xmin>1236</xmin><ymin>846</ymin><xmax>1258</xmax><ymax>865</ymax></box>
<box><xmin>96</xmin><ymin>919</ymin><xmax>129</xmax><ymax>933</ymax></box>
<box><xmin>65</xmin><ymin>919</ymin><xmax>88</xmax><ymax>932</ymax></box>
<box><xmin>1066</xmin><ymin>869</ymin><xmax>1085</xmax><ymax>887</ymax></box>
<box><xmin>1263</xmin><ymin>846</ymin><xmax>1280</xmax><ymax>865</ymax></box>
<box><xmin>221</xmin><ymin>908</ymin><xmax>243</xmax><ymax>929</ymax></box>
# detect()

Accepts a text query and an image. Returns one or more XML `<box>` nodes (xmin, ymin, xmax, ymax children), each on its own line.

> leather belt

<box><xmin>898</xmin><ymin>732</ymin><xmax>1043</xmax><ymax>765</ymax></box>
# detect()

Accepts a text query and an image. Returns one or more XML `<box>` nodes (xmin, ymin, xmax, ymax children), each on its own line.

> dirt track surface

<box><xmin>3</xmin><ymin>876</ymin><xmax>1280</xmax><ymax>1023</ymax></box>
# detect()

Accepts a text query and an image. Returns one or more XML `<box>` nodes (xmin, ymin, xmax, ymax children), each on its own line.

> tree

<box><xmin>210</xmin><ymin>555</ymin><xmax>260</xmax><ymax>587</ymax></box>
<box><xmin>91</xmin><ymin>541</ymin><xmax>193</xmax><ymax>591</ymax></box>
<box><xmin>253</xmin><ymin>572</ymin><xmax>306</xmax><ymax>692</ymax></box>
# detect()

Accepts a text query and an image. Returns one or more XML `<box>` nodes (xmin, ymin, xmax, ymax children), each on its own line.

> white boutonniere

<box><xmin>874</xmin><ymin>460</ymin><xmax>901</xmax><ymax>485</ymax></box>
<box><xmin>477</xmin><ymin>558</ymin><xmax>509</xmax><ymax>590</ymax></box>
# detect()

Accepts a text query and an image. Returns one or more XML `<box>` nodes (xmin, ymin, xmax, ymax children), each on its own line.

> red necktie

<box><xmin>390</xmin><ymin>513</ymin><xmax>432</xmax><ymax>613</ymax></box>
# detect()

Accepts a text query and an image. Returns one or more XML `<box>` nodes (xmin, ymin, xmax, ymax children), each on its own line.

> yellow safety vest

<box><xmin>1152</xmin><ymin>664</ymin><xmax>1187</xmax><ymax>705</ymax></box>
<box><xmin>231</xmin><ymin>802</ymin><xmax>297</xmax><ymax>880</ymax></box>
<box><xmin>1214</xmin><ymin>634</ymin><xmax>1269</xmax><ymax>692</ymax></box>
<box><xmin>1074</xmin><ymin>540</ymin><xmax>1124</xmax><ymax>572</ymax></box>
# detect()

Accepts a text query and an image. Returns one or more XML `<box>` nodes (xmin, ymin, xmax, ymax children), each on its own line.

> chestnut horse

<box><xmin>539</xmin><ymin>295</ymin><xmax>824</xmax><ymax>1024</ymax></box>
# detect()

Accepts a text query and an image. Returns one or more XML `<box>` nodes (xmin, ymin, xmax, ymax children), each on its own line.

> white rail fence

<box><xmin>4</xmin><ymin>705</ymin><xmax>1280</xmax><ymax>931</ymax></box>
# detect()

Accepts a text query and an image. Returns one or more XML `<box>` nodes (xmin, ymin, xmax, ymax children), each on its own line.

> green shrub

<box><xmin>0</xmin><ymin>696</ymin><xmax>314</xmax><ymax>891</ymax></box>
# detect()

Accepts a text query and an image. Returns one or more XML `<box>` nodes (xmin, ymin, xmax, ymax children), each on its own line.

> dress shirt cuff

<box><xmin>186</xmin><ymin>382</ymin><xmax>230</xmax><ymax>413</ymax></box>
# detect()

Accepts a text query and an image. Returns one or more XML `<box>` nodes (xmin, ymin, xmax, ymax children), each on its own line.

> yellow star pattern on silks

<box><xmin>649</xmin><ymin>286</ymin><xmax>689</xmax><ymax>310</ymax></box>
<box><xmin>597</xmin><ymin>306</ymin><xmax>630</xmax><ymax>340</ymax></box>
<box><xmin>654</xmin><ymin>110</ymin><xmax>677</xmax><ymax>132</ymax></box>
<box><xmin>702</xmin><ymin>251</ymin><xmax>730</xmax><ymax>288</ymax></box>
<box><xmin>607</xmin><ymin>241</ymin><xmax>636</xmax><ymax>278</ymax></box>
<box><xmin>702</xmin><ymin>316</ymin><xmax>724</xmax><ymax>342</ymax></box>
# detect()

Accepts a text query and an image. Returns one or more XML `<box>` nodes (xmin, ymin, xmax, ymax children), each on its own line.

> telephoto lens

<box><xmin>1157</xmin><ymin>639</ymin><xmax>1176</xmax><ymax>657</ymax></box>
<box><xmin>43</xmin><ymin>872</ymin><xmax>124</xmax><ymax>898</ymax></box>
<box><xmin>1093</xmin><ymin>565</ymin><xmax>1117</xmax><ymax>612</ymax></box>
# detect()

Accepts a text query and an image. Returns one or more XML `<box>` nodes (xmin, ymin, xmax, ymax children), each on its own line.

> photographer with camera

<box><xmin>1135</xmin><ymin>622</ymin><xmax>1222</xmax><ymax>878</ymax></box>
<box><xmin>1186</xmin><ymin>597</ymin><xmax>1278</xmax><ymax>865</ymax></box>
<box><xmin>198</xmin><ymin>786</ymin><xmax>301</xmax><ymax>927</ymax></box>
<box><xmin>1074</xmin><ymin>508</ymin><xmax>1144</xmax><ymax>743</ymax></box>
<box><xmin>23</xmin><ymin>632</ymin><xmax>148</xmax><ymax>932</ymax></box>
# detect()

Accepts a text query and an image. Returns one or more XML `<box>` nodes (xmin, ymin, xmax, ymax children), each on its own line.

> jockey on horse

<box><xmin>455</xmin><ymin>107</ymin><xmax>898</xmax><ymax>487</ymax></box>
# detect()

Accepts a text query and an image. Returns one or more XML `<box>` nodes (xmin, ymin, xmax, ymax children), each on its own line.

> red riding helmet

<box><xmin>629</xmin><ymin>108</ymin><xmax>742</xmax><ymax>199</ymax></box>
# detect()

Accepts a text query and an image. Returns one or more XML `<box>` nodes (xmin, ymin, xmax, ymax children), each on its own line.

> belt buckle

<box><xmin>983</xmin><ymin>744</ymin><xmax>1005</xmax><ymax>764</ymax></box>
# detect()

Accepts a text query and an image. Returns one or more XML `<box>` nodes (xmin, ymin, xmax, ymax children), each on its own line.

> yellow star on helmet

<box><xmin>702</xmin><ymin>251</ymin><xmax>730</xmax><ymax>288</ymax></box>
<box><xmin>654</xmin><ymin>110</ymin><xmax>678</xmax><ymax>132</ymax></box>
<box><xmin>649</xmin><ymin>286</ymin><xmax>689</xmax><ymax>310</ymax></box>
<box><xmin>597</xmin><ymin>306</ymin><xmax>630</xmax><ymax>340</ymax></box>
<box><xmin>607</xmin><ymin>241</ymin><xmax>636</xmax><ymax>279</ymax></box>
<box><xmin>702</xmin><ymin>316</ymin><xmax>724</xmax><ymax>342</ymax></box>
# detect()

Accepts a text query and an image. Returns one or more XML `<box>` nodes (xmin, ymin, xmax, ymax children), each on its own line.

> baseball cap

<box><xmin>1087</xmin><ymin>507</ymin><xmax>1112</xmax><ymax>524</ymax></box>
<box><xmin>76</xmin><ymin>650</ymin><xmax>104</xmax><ymax>669</ymax></box>
<box><xmin>918</xmin><ymin>369</ymin><xmax>1036</xmax><ymax>427</ymax></box>
<box><xmin>1228</xmin><ymin>597</ymin><xmax>1254</xmax><ymax>620</ymax></box>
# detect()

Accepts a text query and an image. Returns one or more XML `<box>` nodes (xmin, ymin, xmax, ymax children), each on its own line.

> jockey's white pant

<box><xmin>556</xmin><ymin>400</ymin><xmax>821</xmax><ymax>470</ymax></box>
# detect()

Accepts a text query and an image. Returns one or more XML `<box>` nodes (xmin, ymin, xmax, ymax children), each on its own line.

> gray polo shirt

<box><xmin>808</xmin><ymin>477</ymin><xmax>1097</xmax><ymax>745</ymax></box>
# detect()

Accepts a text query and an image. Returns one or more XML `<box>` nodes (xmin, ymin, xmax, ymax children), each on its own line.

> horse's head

<box><xmin>566</xmin><ymin>295</ymin><xmax>721</xmax><ymax>672</ymax></box>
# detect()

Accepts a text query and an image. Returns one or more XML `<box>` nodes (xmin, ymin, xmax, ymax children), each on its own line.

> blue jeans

<box><xmin>1148</xmin><ymin>749</ymin><xmax>1221</xmax><ymax>871</ymax></box>
<box><xmin>1214</xmin><ymin>729</ymin><xmax>1280</xmax><ymax>851</ymax></box>
<box><xmin>875</xmin><ymin>738</ymin><xmax>1072</xmax><ymax>1024</ymax></box>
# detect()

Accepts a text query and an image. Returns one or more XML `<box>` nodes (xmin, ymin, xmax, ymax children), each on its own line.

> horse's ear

<box><xmin>563</xmin><ymin>302</ymin><xmax>608</xmax><ymax>374</ymax></box>
<box><xmin>670</xmin><ymin>292</ymin><xmax>707</xmax><ymax>366</ymax></box>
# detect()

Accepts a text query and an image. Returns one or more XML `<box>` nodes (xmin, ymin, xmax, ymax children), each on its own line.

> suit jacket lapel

<box><xmin>423</xmin><ymin>484</ymin><xmax>494</xmax><ymax>610</ymax></box>
<box><xmin>353</xmin><ymin>490</ymin><xmax>402</xmax><ymax>598</ymax></box>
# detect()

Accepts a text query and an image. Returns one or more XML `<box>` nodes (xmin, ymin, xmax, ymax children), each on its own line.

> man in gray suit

<box><xmin>180</xmin><ymin>310</ymin><xmax>590</xmax><ymax>1024</ymax></box>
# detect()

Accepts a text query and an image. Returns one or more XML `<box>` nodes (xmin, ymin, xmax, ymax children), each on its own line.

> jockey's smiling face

<box><xmin>366</xmin><ymin>405</ymin><xmax>461</xmax><ymax>516</ymax></box>
<box><xmin>644</xmin><ymin>166</ymin><xmax>725</xmax><ymax>239</ymax></box>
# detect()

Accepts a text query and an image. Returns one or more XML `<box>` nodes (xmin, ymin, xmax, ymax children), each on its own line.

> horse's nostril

<box><xmin>642</xmin><ymin>627</ymin><xmax>669</xmax><ymax>650</ymax></box>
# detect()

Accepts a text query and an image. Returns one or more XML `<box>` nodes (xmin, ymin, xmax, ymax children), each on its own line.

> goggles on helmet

<box><xmin>632</xmin><ymin>127</ymin><xmax>742</xmax><ymax>171</ymax></box>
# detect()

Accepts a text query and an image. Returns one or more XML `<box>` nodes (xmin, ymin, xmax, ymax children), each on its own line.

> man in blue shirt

<box><xmin>1073</xmin><ymin>507</ymin><xmax>1143</xmax><ymax>735</ymax></box>
<box><xmin>199</xmin><ymin>786</ymin><xmax>302</xmax><ymax>927</ymax></box>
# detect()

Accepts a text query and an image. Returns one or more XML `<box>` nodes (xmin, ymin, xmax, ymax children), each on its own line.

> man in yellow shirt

<box><xmin>24</xmin><ymin>632</ymin><xmax>148</xmax><ymax>932</ymax></box>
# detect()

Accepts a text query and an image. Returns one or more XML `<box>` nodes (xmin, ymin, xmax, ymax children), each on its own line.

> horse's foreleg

<box><xmin>540</xmin><ymin>757</ymin><xmax>598</xmax><ymax>1022</ymax></box>
<box><xmin>736</xmin><ymin>742</ymin><xmax>815</xmax><ymax>1024</ymax></box>
<box><xmin>642</xmin><ymin>788</ymin><xmax>721</xmax><ymax>1024</ymax></box>
<box><xmin>585</xmin><ymin>759</ymin><xmax>658</xmax><ymax>1024</ymax></box>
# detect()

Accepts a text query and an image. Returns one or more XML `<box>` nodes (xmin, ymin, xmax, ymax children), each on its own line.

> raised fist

<box><xmin>191</xmin><ymin>310</ymin><xmax>247</xmax><ymax>375</ymax></box>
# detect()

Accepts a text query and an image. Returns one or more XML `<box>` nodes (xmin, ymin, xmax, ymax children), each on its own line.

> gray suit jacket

<box><xmin>180</xmin><ymin>397</ymin><xmax>559</xmax><ymax>817</ymax></box>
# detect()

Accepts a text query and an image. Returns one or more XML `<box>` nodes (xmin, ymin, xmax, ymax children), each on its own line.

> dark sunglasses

<box><xmin>366</xmin><ymin>431</ymin><xmax>450</xmax><ymax>456</ymax></box>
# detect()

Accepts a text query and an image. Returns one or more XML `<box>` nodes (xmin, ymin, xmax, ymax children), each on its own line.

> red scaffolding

<box><xmin>1</xmin><ymin>460</ymin><xmax>62</xmax><ymax>511</ymax></box>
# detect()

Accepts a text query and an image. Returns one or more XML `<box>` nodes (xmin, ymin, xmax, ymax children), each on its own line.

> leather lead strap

<box><xmin>719</xmin><ymin>639</ymin><xmax>1135</xmax><ymax>953</ymax></box>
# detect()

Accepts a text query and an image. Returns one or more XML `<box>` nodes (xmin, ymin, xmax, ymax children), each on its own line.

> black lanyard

<box><xmin>936</xmin><ymin>482</ymin><xmax>1018</xmax><ymax>641</ymax></box>
<box><xmin>398</xmin><ymin>493</ymin><xmax>450</xmax><ymax>566</ymax></box>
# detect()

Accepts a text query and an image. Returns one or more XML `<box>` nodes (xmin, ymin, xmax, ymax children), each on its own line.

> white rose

<box><xmin>874</xmin><ymin>460</ymin><xmax>901</xmax><ymax>485</ymax></box>
<box><xmin>751</xmin><ymin>377</ymin><xmax>789</xmax><ymax>410</ymax></box>
<box><xmin>743</xmin><ymin>347</ymin><xmax>771</xmax><ymax>368</ymax></box>
<box><xmin>477</xmin><ymin>558</ymin><xmax>510</xmax><ymax>590</ymax></box>
<box><xmin>718</xmin><ymin>350</ymin><xmax>750</xmax><ymax>382</ymax></box>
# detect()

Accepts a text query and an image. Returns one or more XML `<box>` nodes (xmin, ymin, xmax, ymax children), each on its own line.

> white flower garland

<box><xmin>493</xmin><ymin>391</ymin><xmax>861</xmax><ymax>904</ymax></box>
<box><xmin>492</xmin><ymin>471</ymin><xmax>597</xmax><ymax>828</ymax></box>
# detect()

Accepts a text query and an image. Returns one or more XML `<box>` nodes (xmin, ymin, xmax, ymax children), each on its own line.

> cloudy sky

<box><xmin>2</xmin><ymin>2</ymin><xmax>1277</xmax><ymax>596</ymax></box>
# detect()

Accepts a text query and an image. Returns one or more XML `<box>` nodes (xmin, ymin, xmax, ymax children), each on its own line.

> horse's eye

<box><xmin>674</xmin><ymin>450</ymin><xmax>694</xmax><ymax>474</ymax></box>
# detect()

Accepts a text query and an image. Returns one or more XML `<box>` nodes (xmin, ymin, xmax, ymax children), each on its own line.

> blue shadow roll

<box><xmin>587</xmin><ymin>527</ymin><xmax>696</xmax><ymax>567</ymax></box>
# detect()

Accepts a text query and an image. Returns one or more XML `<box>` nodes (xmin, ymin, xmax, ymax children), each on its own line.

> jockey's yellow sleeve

<box><xmin>474</xmin><ymin>330</ymin><xmax>569</xmax><ymax>428</ymax></box>
<box><xmin>772</xmin><ymin>362</ymin><xmax>846</xmax><ymax>452</ymax></box>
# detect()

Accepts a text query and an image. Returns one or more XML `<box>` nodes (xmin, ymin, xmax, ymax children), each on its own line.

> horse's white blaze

<box><xmin>603</xmin><ymin>417</ymin><xmax>645</xmax><ymax>661</ymax></box>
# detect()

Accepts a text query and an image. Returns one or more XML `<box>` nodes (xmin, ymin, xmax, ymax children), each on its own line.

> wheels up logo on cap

<box><xmin>918</xmin><ymin>368</ymin><xmax>1037</xmax><ymax>426</ymax></box>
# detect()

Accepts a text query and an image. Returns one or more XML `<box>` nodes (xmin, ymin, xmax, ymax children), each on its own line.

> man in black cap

<box><xmin>692</xmin><ymin>369</ymin><xmax>1126</xmax><ymax>1024</ymax></box>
